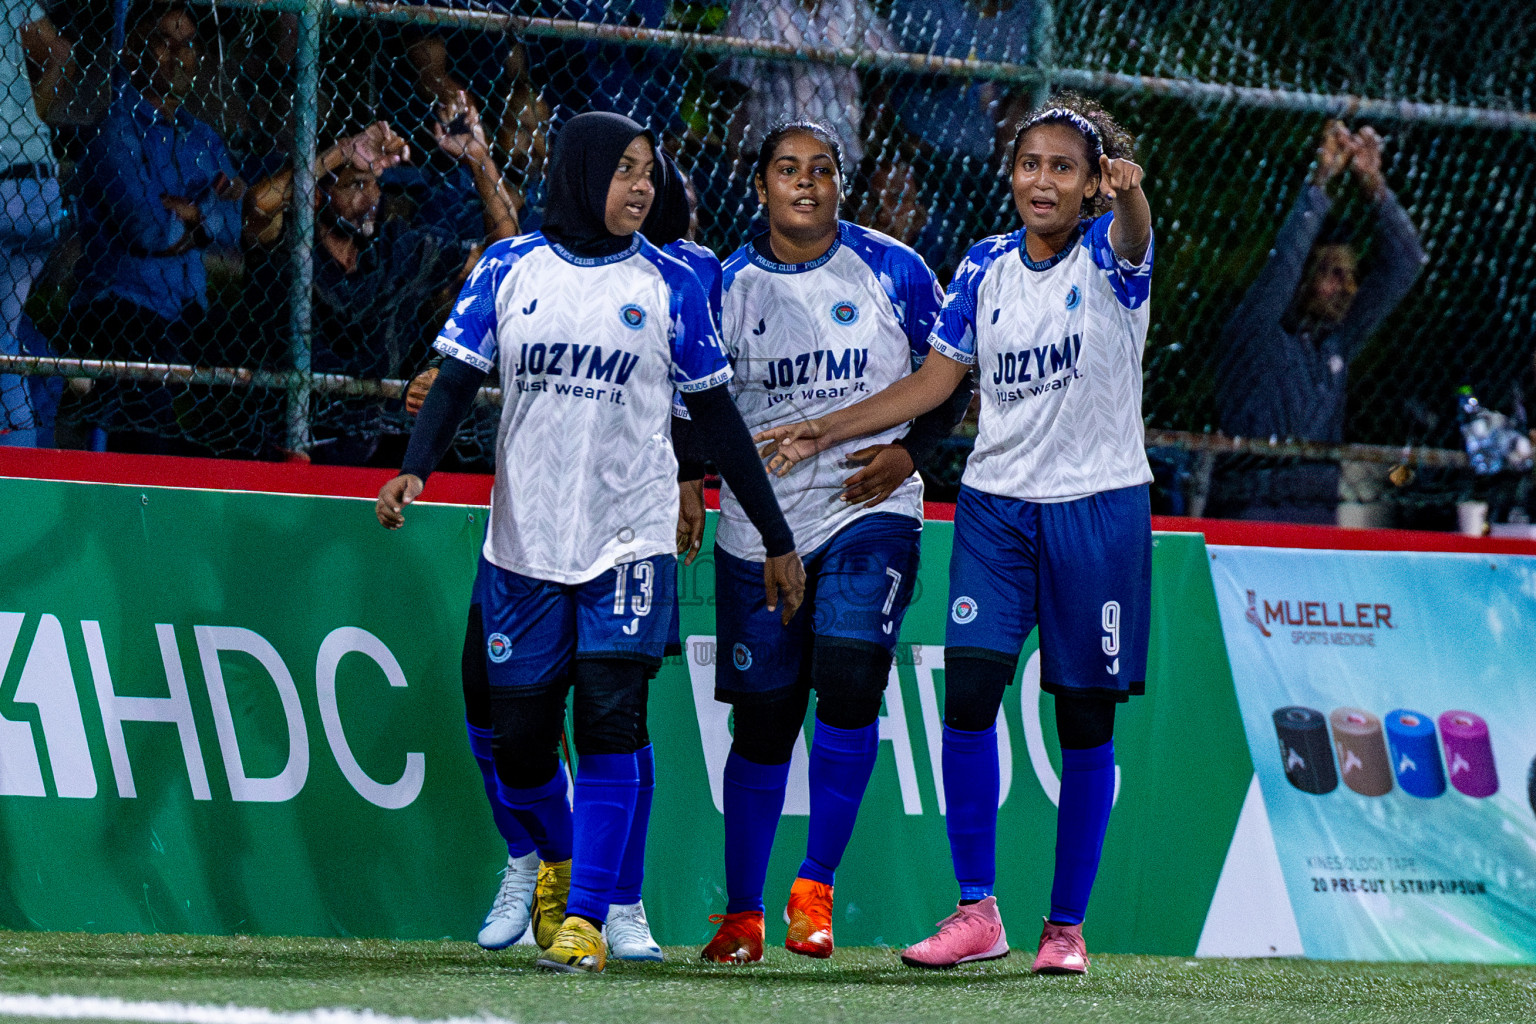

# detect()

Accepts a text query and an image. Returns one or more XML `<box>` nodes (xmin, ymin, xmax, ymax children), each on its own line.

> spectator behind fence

<box><xmin>385</xmin><ymin>26</ymin><xmax>548</xmax><ymax>237</ymax></box>
<box><xmin>885</xmin><ymin>0</ymin><xmax>1032</xmax><ymax>274</ymax></box>
<box><xmin>60</xmin><ymin>1</ymin><xmax>244</xmax><ymax>454</ymax></box>
<box><xmin>1</xmin><ymin>3</ymin><xmax>70</xmax><ymax>448</ymax></box>
<box><xmin>1212</xmin><ymin>122</ymin><xmax>1426</xmax><ymax>524</ymax></box>
<box><xmin>244</xmin><ymin>98</ymin><xmax>516</xmax><ymax>466</ymax></box>
<box><xmin>716</xmin><ymin>0</ymin><xmax>898</xmax><ymax>168</ymax></box>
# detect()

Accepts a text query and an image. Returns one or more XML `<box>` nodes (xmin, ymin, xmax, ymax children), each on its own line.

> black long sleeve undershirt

<box><xmin>672</xmin><ymin>414</ymin><xmax>708</xmax><ymax>483</ymax></box>
<box><xmin>897</xmin><ymin>365</ymin><xmax>975</xmax><ymax>467</ymax></box>
<box><xmin>679</xmin><ymin>384</ymin><xmax>795</xmax><ymax>558</ymax></box>
<box><xmin>401</xmin><ymin>357</ymin><xmax>486</xmax><ymax>482</ymax></box>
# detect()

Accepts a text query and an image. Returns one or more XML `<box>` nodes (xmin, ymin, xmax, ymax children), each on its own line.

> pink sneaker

<box><xmin>1031</xmin><ymin>919</ymin><xmax>1089</xmax><ymax>974</ymax></box>
<box><xmin>899</xmin><ymin>896</ymin><xmax>1009</xmax><ymax>969</ymax></box>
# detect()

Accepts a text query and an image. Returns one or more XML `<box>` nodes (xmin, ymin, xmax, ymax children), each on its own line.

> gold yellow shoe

<box><xmin>535</xmin><ymin>915</ymin><xmax>607</xmax><ymax>974</ymax></box>
<box><xmin>531</xmin><ymin>859</ymin><xmax>571</xmax><ymax>950</ymax></box>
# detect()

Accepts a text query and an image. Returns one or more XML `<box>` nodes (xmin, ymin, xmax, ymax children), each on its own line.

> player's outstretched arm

<box><xmin>757</xmin><ymin>351</ymin><xmax>970</xmax><ymax>477</ymax></box>
<box><xmin>376</xmin><ymin>357</ymin><xmax>487</xmax><ymax>529</ymax></box>
<box><xmin>1101</xmin><ymin>154</ymin><xmax>1150</xmax><ymax>265</ymax></box>
<box><xmin>680</xmin><ymin>384</ymin><xmax>805</xmax><ymax>624</ymax></box>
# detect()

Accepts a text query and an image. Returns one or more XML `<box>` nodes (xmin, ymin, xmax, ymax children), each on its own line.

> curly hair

<box><xmin>1010</xmin><ymin>91</ymin><xmax>1137</xmax><ymax>218</ymax></box>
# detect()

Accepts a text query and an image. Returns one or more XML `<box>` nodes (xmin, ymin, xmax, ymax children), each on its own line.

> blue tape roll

<box><xmin>1385</xmin><ymin>709</ymin><xmax>1446</xmax><ymax>799</ymax></box>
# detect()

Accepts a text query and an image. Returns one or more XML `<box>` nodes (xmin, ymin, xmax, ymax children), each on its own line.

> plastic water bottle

<box><xmin>1458</xmin><ymin>386</ymin><xmax>1534</xmax><ymax>475</ymax></box>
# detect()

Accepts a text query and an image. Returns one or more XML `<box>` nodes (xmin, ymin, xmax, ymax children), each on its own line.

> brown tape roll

<box><xmin>1330</xmin><ymin>707</ymin><xmax>1393</xmax><ymax>797</ymax></box>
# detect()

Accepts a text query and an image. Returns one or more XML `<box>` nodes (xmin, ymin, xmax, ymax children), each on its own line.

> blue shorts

<box><xmin>946</xmin><ymin>484</ymin><xmax>1151</xmax><ymax>702</ymax></box>
<box><xmin>715</xmin><ymin>513</ymin><xmax>922</xmax><ymax>703</ymax></box>
<box><xmin>475</xmin><ymin>553</ymin><xmax>678</xmax><ymax>691</ymax></box>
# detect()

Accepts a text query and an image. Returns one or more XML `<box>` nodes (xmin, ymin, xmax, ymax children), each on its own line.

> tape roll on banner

<box><xmin>1528</xmin><ymin>755</ymin><xmax>1535</xmax><ymax>819</ymax></box>
<box><xmin>1273</xmin><ymin>706</ymin><xmax>1337</xmax><ymax>795</ymax></box>
<box><xmin>1330</xmin><ymin>707</ymin><xmax>1393</xmax><ymax>797</ymax></box>
<box><xmin>1384</xmin><ymin>709</ymin><xmax>1446</xmax><ymax>799</ymax></box>
<box><xmin>1439</xmin><ymin>710</ymin><xmax>1499</xmax><ymax>798</ymax></box>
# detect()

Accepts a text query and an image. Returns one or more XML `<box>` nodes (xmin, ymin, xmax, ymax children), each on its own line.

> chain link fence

<box><xmin>3</xmin><ymin>1</ymin><xmax>1534</xmax><ymax>526</ymax></box>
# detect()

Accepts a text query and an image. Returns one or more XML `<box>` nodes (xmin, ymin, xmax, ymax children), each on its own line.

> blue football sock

<box><xmin>466</xmin><ymin>721</ymin><xmax>536</xmax><ymax>859</ymax></box>
<box><xmin>1049</xmin><ymin>741</ymin><xmax>1116</xmax><ymax>926</ymax></box>
<box><xmin>943</xmin><ymin>724</ymin><xmax>999</xmax><ymax>902</ymax></box>
<box><xmin>496</xmin><ymin>768</ymin><xmax>573</xmax><ymax>864</ymax></box>
<box><xmin>565</xmin><ymin>752</ymin><xmax>640</xmax><ymax>923</ymax></box>
<box><xmin>611</xmin><ymin>743</ymin><xmax>655</xmax><ymax>905</ymax></box>
<box><xmin>798</xmin><ymin>718</ymin><xmax>879</xmax><ymax>886</ymax></box>
<box><xmin>723</xmin><ymin>751</ymin><xmax>791</xmax><ymax>915</ymax></box>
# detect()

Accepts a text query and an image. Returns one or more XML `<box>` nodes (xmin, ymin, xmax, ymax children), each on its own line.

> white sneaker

<box><xmin>604</xmin><ymin>900</ymin><xmax>664</xmax><ymax>961</ymax></box>
<box><xmin>477</xmin><ymin>853</ymin><xmax>539</xmax><ymax>949</ymax></box>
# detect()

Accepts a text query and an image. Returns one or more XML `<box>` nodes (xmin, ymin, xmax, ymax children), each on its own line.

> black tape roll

<box><xmin>1274</xmin><ymin>706</ymin><xmax>1338</xmax><ymax>795</ymax></box>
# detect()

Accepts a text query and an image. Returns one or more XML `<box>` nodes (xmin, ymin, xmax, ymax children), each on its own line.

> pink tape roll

<box><xmin>1439</xmin><ymin>710</ymin><xmax>1499</xmax><ymax>798</ymax></box>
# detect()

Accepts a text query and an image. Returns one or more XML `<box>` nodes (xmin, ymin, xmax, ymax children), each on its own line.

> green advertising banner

<box><xmin>0</xmin><ymin>477</ymin><xmax>1251</xmax><ymax>953</ymax></box>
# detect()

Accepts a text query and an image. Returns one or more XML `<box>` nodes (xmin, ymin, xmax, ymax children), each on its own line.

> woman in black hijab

<box><xmin>376</xmin><ymin>112</ymin><xmax>805</xmax><ymax>974</ymax></box>
<box><xmin>541</xmin><ymin>111</ymin><xmax>659</xmax><ymax>258</ymax></box>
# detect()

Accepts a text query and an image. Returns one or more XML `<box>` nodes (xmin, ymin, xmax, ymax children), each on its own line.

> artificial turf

<box><xmin>0</xmin><ymin>931</ymin><xmax>1533</xmax><ymax>1024</ymax></box>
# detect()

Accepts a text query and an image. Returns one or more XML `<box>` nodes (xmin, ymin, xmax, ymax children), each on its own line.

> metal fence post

<box><xmin>286</xmin><ymin>0</ymin><xmax>323</xmax><ymax>454</ymax></box>
<box><xmin>1031</xmin><ymin>0</ymin><xmax>1055</xmax><ymax>108</ymax></box>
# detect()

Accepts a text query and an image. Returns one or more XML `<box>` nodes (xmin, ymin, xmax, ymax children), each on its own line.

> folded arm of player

<box><xmin>840</xmin><ymin>367</ymin><xmax>975</xmax><ymax>507</ymax></box>
<box><xmin>376</xmin><ymin>355</ymin><xmax>486</xmax><ymax>529</ymax></box>
<box><xmin>756</xmin><ymin>351</ymin><xmax>971</xmax><ymax>477</ymax></box>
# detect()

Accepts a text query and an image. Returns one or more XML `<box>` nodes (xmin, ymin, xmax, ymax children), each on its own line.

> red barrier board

<box><xmin>4</xmin><ymin>447</ymin><xmax>1534</xmax><ymax>556</ymax></box>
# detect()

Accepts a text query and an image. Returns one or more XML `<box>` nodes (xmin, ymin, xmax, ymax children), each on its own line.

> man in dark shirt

<box><xmin>1213</xmin><ymin>123</ymin><xmax>1426</xmax><ymax>523</ymax></box>
<box><xmin>245</xmin><ymin>98</ymin><xmax>516</xmax><ymax>464</ymax></box>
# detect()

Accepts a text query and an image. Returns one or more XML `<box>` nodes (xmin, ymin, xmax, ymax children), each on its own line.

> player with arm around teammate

<box><xmin>377</xmin><ymin>112</ymin><xmax>805</xmax><ymax>974</ymax></box>
<box><xmin>699</xmin><ymin>120</ymin><xmax>973</xmax><ymax>964</ymax></box>
<box><xmin>757</xmin><ymin>95</ymin><xmax>1153</xmax><ymax>975</ymax></box>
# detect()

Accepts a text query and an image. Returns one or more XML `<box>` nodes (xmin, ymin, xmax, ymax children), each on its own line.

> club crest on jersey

<box><xmin>487</xmin><ymin>633</ymin><xmax>513</xmax><ymax>663</ymax></box>
<box><xmin>951</xmin><ymin>596</ymin><xmax>979</xmax><ymax>625</ymax></box>
<box><xmin>1065</xmin><ymin>285</ymin><xmax>1081</xmax><ymax>310</ymax></box>
<box><xmin>619</xmin><ymin>304</ymin><xmax>646</xmax><ymax>330</ymax></box>
<box><xmin>732</xmin><ymin>643</ymin><xmax>753</xmax><ymax>671</ymax></box>
<box><xmin>830</xmin><ymin>301</ymin><xmax>860</xmax><ymax>326</ymax></box>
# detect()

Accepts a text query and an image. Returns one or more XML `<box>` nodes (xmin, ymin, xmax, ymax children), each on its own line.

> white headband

<box><xmin>1022</xmin><ymin>108</ymin><xmax>1104</xmax><ymax>159</ymax></box>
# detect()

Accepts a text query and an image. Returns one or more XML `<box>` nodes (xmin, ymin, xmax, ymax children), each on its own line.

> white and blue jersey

<box><xmin>433</xmin><ymin>231</ymin><xmax>732</xmax><ymax>585</ymax></box>
<box><xmin>935</xmin><ymin>213</ymin><xmax>1155</xmax><ymax>697</ymax></box>
<box><xmin>716</xmin><ymin>221</ymin><xmax>944</xmax><ymax>561</ymax></box>
<box><xmin>663</xmin><ymin>238</ymin><xmax>723</xmax><ymax>419</ymax></box>
<box><xmin>931</xmin><ymin>212</ymin><xmax>1154</xmax><ymax>502</ymax></box>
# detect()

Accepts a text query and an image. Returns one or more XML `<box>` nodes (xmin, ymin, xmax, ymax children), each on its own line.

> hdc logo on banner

<box><xmin>0</xmin><ymin>613</ymin><xmax>423</xmax><ymax>809</ymax></box>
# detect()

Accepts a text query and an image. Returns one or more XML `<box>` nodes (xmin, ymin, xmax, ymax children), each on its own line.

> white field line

<box><xmin>0</xmin><ymin>995</ymin><xmax>517</xmax><ymax>1024</ymax></box>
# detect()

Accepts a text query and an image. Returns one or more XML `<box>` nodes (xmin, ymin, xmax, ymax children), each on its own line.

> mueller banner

<box><xmin>1208</xmin><ymin>544</ymin><xmax>1536</xmax><ymax>962</ymax></box>
<box><xmin>0</xmin><ymin>476</ymin><xmax>1250</xmax><ymax>953</ymax></box>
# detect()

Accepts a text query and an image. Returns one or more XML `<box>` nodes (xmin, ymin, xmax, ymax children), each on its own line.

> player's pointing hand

<box><xmin>376</xmin><ymin>473</ymin><xmax>424</xmax><ymax>529</ymax></box>
<box><xmin>1098</xmin><ymin>154</ymin><xmax>1144</xmax><ymax>202</ymax></box>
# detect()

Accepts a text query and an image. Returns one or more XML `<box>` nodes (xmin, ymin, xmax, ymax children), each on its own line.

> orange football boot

<box><xmin>783</xmin><ymin>877</ymin><xmax>835</xmax><ymax>958</ymax></box>
<box><xmin>700</xmin><ymin>910</ymin><xmax>765</xmax><ymax>964</ymax></box>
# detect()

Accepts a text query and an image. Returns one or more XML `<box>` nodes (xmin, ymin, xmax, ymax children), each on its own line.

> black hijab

<box><xmin>541</xmin><ymin>111</ymin><xmax>654</xmax><ymax>259</ymax></box>
<box><xmin>641</xmin><ymin>150</ymin><xmax>692</xmax><ymax>249</ymax></box>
